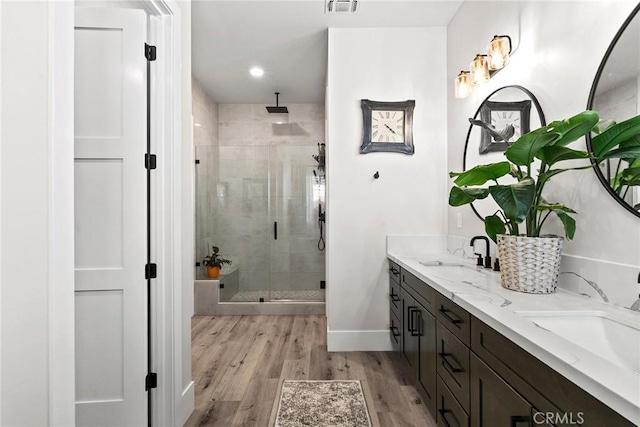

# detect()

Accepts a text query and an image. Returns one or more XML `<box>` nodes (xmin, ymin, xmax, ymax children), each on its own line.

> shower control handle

<box><xmin>274</xmin><ymin>221</ymin><xmax>278</xmax><ymax>240</ymax></box>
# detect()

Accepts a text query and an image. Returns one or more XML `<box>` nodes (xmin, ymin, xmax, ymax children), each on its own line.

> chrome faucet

<box><xmin>470</xmin><ymin>235</ymin><xmax>492</xmax><ymax>269</ymax></box>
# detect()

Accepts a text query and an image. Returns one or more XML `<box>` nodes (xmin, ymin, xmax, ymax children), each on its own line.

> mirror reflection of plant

<box><xmin>202</xmin><ymin>245</ymin><xmax>232</xmax><ymax>269</ymax></box>
<box><xmin>591</xmin><ymin>116</ymin><xmax>640</xmax><ymax>210</ymax></box>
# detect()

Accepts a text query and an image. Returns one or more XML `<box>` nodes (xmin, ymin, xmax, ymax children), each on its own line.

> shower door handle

<box><xmin>274</xmin><ymin>221</ymin><xmax>278</xmax><ymax>240</ymax></box>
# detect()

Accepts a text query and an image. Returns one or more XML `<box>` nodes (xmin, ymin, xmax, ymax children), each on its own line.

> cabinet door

<box><xmin>402</xmin><ymin>292</ymin><xmax>418</xmax><ymax>368</ymax></box>
<box><xmin>418</xmin><ymin>306</ymin><xmax>437</xmax><ymax>418</ymax></box>
<box><xmin>470</xmin><ymin>353</ymin><xmax>532</xmax><ymax>427</ymax></box>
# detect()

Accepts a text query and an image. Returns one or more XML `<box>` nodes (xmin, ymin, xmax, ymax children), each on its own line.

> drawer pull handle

<box><xmin>389</xmin><ymin>267</ymin><xmax>399</xmax><ymax>276</ymax></box>
<box><xmin>510</xmin><ymin>415</ymin><xmax>530</xmax><ymax>427</ymax></box>
<box><xmin>439</xmin><ymin>307</ymin><xmax>463</xmax><ymax>328</ymax></box>
<box><xmin>407</xmin><ymin>306</ymin><xmax>417</xmax><ymax>333</ymax></box>
<box><xmin>389</xmin><ymin>326</ymin><xmax>400</xmax><ymax>337</ymax></box>
<box><xmin>439</xmin><ymin>352</ymin><xmax>464</xmax><ymax>373</ymax></box>
<box><xmin>438</xmin><ymin>409</ymin><xmax>459</xmax><ymax>427</ymax></box>
<box><xmin>389</xmin><ymin>292</ymin><xmax>400</xmax><ymax>302</ymax></box>
<box><xmin>410</xmin><ymin>308</ymin><xmax>422</xmax><ymax>337</ymax></box>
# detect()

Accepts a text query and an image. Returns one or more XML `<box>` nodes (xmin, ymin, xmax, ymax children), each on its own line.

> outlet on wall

<box><xmin>457</xmin><ymin>212</ymin><xmax>463</xmax><ymax>228</ymax></box>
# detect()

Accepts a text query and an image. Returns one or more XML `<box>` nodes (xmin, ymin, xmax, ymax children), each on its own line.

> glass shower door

<box><xmin>269</xmin><ymin>145</ymin><xmax>326</xmax><ymax>302</ymax></box>
<box><xmin>215</xmin><ymin>146</ymin><xmax>270</xmax><ymax>302</ymax></box>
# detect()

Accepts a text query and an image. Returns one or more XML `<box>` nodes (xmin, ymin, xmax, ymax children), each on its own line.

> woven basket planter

<box><xmin>496</xmin><ymin>234</ymin><xmax>564</xmax><ymax>294</ymax></box>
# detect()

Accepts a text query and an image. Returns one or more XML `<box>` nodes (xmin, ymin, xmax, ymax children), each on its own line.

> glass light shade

<box><xmin>454</xmin><ymin>71</ymin><xmax>473</xmax><ymax>99</ymax></box>
<box><xmin>487</xmin><ymin>35</ymin><xmax>511</xmax><ymax>70</ymax></box>
<box><xmin>470</xmin><ymin>54</ymin><xmax>490</xmax><ymax>85</ymax></box>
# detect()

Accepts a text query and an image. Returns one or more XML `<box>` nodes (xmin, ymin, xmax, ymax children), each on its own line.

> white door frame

<box><xmin>50</xmin><ymin>1</ymin><xmax>191</xmax><ymax>425</ymax></box>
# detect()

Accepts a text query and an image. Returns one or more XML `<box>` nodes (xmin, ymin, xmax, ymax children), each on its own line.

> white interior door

<box><xmin>74</xmin><ymin>8</ymin><xmax>148</xmax><ymax>426</ymax></box>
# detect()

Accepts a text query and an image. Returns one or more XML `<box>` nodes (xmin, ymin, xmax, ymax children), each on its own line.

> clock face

<box><xmin>371</xmin><ymin>110</ymin><xmax>405</xmax><ymax>143</ymax></box>
<box><xmin>490</xmin><ymin>110</ymin><xmax>521</xmax><ymax>141</ymax></box>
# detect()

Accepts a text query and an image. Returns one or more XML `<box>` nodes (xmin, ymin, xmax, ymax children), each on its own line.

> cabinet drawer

<box><xmin>437</xmin><ymin>376</ymin><xmax>469</xmax><ymax>427</ymax></box>
<box><xmin>389</xmin><ymin>308</ymin><xmax>401</xmax><ymax>352</ymax></box>
<box><xmin>436</xmin><ymin>292</ymin><xmax>470</xmax><ymax>346</ymax></box>
<box><xmin>402</xmin><ymin>269</ymin><xmax>435</xmax><ymax>313</ymax></box>
<box><xmin>389</xmin><ymin>259</ymin><xmax>401</xmax><ymax>284</ymax></box>
<box><xmin>470</xmin><ymin>317</ymin><xmax>635</xmax><ymax>427</ymax></box>
<box><xmin>389</xmin><ymin>279</ymin><xmax>400</xmax><ymax>316</ymax></box>
<box><xmin>437</xmin><ymin>321</ymin><xmax>470</xmax><ymax>413</ymax></box>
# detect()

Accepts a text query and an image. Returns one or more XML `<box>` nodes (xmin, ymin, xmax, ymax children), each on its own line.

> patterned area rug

<box><xmin>274</xmin><ymin>380</ymin><xmax>372</xmax><ymax>427</ymax></box>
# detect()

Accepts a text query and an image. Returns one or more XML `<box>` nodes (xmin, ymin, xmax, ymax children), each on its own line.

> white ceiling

<box><xmin>191</xmin><ymin>0</ymin><xmax>463</xmax><ymax>104</ymax></box>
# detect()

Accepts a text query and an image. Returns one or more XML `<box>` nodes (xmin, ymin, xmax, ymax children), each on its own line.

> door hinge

<box><xmin>145</xmin><ymin>154</ymin><xmax>157</xmax><ymax>170</ymax></box>
<box><xmin>195</xmin><ymin>159</ymin><xmax>200</xmax><ymax>165</ymax></box>
<box><xmin>145</xmin><ymin>372</ymin><xmax>158</xmax><ymax>390</ymax></box>
<box><xmin>145</xmin><ymin>263</ymin><xmax>157</xmax><ymax>279</ymax></box>
<box><xmin>145</xmin><ymin>43</ymin><xmax>156</xmax><ymax>61</ymax></box>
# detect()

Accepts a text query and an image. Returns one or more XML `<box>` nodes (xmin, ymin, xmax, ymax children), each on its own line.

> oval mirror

<box><xmin>463</xmin><ymin>85</ymin><xmax>545</xmax><ymax>220</ymax></box>
<box><xmin>587</xmin><ymin>3</ymin><xmax>640</xmax><ymax>218</ymax></box>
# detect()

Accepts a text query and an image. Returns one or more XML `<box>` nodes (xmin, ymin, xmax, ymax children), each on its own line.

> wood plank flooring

<box><xmin>184</xmin><ymin>315</ymin><xmax>436</xmax><ymax>427</ymax></box>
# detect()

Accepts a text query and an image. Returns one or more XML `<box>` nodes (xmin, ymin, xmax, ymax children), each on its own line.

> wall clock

<box><xmin>479</xmin><ymin>100</ymin><xmax>531</xmax><ymax>154</ymax></box>
<box><xmin>360</xmin><ymin>99</ymin><xmax>415</xmax><ymax>154</ymax></box>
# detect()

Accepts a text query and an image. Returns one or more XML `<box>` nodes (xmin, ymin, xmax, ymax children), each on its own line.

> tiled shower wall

<box><xmin>192</xmin><ymin>83</ymin><xmax>326</xmax><ymax>294</ymax></box>
<box><xmin>193</xmin><ymin>78</ymin><xmax>219</xmax><ymax>269</ymax></box>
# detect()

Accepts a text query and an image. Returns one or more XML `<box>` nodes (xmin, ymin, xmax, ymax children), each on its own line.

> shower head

<box><xmin>266</xmin><ymin>92</ymin><xmax>289</xmax><ymax>114</ymax></box>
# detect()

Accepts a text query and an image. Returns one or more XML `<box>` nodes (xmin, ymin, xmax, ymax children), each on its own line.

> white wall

<box><xmin>447</xmin><ymin>1</ymin><xmax>640</xmax><ymax>306</ymax></box>
<box><xmin>1</xmin><ymin>1</ymin><xmax>53</xmax><ymax>424</ymax></box>
<box><xmin>326</xmin><ymin>27</ymin><xmax>448</xmax><ymax>351</ymax></box>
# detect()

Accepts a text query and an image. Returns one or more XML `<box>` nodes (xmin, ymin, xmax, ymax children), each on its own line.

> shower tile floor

<box><xmin>225</xmin><ymin>289</ymin><xmax>325</xmax><ymax>302</ymax></box>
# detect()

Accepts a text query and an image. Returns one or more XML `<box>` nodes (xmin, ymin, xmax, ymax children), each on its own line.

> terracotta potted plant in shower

<box><xmin>202</xmin><ymin>245</ymin><xmax>232</xmax><ymax>279</ymax></box>
<box><xmin>449</xmin><ymin>110</ymin><xmax>640</xmax><ymax>294</ymax></box>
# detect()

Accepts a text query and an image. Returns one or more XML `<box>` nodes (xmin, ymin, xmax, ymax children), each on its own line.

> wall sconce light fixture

<box><xmin>488</xmin><ymin>35</ymin><xmax>512</xmax><ymax>70</ymax></box>
<box><xmin>455</xmin><ymin>71</ymin><xmax>473</xmax><ymax>99</ymax></box>
<box><xmin>470</xmin><ymin>54</ymin><xmax>490</xmax><ymax>85</ymax></box>
<box><xmin>454</xmin><ymin>34</ymin><xmax>513</xmax><ymax>99</ymax></box>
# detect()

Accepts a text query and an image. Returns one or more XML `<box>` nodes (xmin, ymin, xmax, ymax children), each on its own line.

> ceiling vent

<box><xmin>326</xmin><ymin>0</ymin><xmax>359</xmax><ymax>14</ymax></box>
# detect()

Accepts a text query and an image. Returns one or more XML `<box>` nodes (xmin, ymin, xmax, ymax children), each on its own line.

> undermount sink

<box><xmin>419</xmin><ymin>260</ymin><xmax>490</xmax><ymax>282</ymax></box>
<box><xmin>516</xmin><ymin>311</ymin><xmax>640</xmax><ymax>374</ymax></box>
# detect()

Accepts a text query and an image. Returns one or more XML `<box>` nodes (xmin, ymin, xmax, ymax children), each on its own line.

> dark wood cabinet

<box><xmin>402</xmin><ymin>290</ymin><xmax>418</xmax><ymax>369</ymax></box>
<box><xmin>470</xmin><ymin>354</ymin><xmax>532</xmax><ymax>427</ymax></box>
<box><xmin>388</xmin><ymin>258</ymin><xmax>634</xmax><ymax>427</ymax></box>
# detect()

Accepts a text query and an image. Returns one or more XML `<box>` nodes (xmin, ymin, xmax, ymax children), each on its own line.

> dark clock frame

<box><xmin>479</xmin><ymin>100</ymin><xmax>531</xmax><ymax>155</ymax></box>
<box><xmin>360</xmin><ymin>99</ymin><xmax>415</xmax><ymax>155</ymax></box>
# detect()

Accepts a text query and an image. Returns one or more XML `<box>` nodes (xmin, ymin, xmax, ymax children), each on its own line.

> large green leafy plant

<box><xmin>449</xmin><ymin>111</ymin><xmax>640</xmax><ymax>242</ymax></box>
<box><xmin>591</xmin><ymin>117</ymin><xmax>640</xmax><ymax>210</ymax></box>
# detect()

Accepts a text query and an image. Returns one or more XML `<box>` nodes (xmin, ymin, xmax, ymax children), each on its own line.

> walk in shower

<box><xmin>194</xmin><ymin>101</ymin><xmax>326</xmax><ymax>308</ymax></box>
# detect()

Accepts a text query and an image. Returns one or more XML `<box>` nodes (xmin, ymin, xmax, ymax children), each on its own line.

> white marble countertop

<box><xmin>387</xmin><ymin>249</ymin><xmax>640</xmax><ymax>424</ymax></box>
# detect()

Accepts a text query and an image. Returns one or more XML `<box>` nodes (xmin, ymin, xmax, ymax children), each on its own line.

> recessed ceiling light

<box><xmin>250</xmin><ymin>67</ymin><xmax>264</xmax><ymax>77</ymax></box>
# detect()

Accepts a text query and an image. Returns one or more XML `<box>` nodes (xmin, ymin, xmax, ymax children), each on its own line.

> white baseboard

<box><xmin>327</xmin><ymin>330</ymin><xmax>393</xmax><ymax>352</ymax></box>
<box><xmin>177</xmin><ymin>380</ymin><xmax>194</xmax><ymax>427</ymax></box>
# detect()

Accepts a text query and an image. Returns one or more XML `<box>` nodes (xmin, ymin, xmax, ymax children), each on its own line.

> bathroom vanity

<box><xmin>387</xmin><ymin>244</ymin><xmax>639</xmax><ymax>426</ymax></box>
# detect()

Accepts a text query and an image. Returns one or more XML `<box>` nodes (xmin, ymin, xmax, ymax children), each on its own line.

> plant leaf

<box><xmin>545</xmin><ymin>110</ymin><xmax>599</xmax><ymax>147</ymax></box>
<box><xmin>591</xmin><ymin>114</ymin><xmax>640</xmax><ymax>158</ymax></box>
<box><xmin>505</xmin><ymin>130</ymin><xmax>560</xmax><ymax>166</ymax></box>
<box><xmin>536</xmin><ymin>146</ymin><xmax>590</xmax><ymax>166</ymax></box>
<box><xmin>449</xmin><ymin>187</ymin><xmax>490</xmax><ymax>206</ymax></box>
<box><xmin>484</xmin><ymin>214</ymin><xmax>506</xmax><ymax>243</ymax></box>
<box><xmin>537</xmin><ymin>166</ymin><xmax>593</xmax><ymax>187</ymax></box>
<box><xmin>593</xmin><ymin>119</ymin><xmax>616</xmax><ymax>134</ymax></box>
<box><xmin>555</xmin><ymin>211</ymin><xmax>576</xmax><ymax>240</ymax></box>
<box><xmin>534</xmin><ymin>203</ymin><xmax>577</xmax><ymax>214</ymax></box>
<box><xmin>488</xmin><ymin>178</ymin><xmax>536</xmax><ymax>223</ymax></box>
<box><xmin>600</xmin><ymin>145</ymin><xmax>640</xmax><ymax>160</ymax></box>
<box><xmin>450</xmin><ymin>162</ymin><xmax>511</xmax><ymax>186</ymax></box>
<box><xmin>621</xmin><ymin>167</ymin><xmax>640</xmax><ymax>186</ymax></box>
